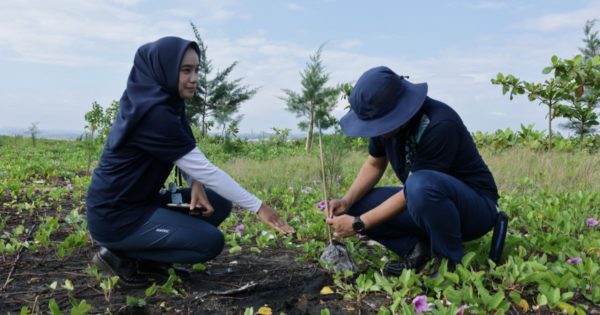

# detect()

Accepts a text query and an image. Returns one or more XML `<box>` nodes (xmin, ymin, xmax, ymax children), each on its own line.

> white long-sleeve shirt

<box><xmin>174</xmin><ymin>147</ymin><xmax>262</xmax><ymax>213</ymax></box>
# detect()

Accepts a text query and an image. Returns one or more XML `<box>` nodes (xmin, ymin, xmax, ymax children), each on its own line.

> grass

<box><xmin>222</xmin><ymin>146</ymin><xmax>600</xmax><ymax>195</ymax></box>
<box><xmin>221</xmin><ymin>151</ymin><xmax>324</xmax><ymax>192</ymax></box>
<box><xmin>481</xmin><ymin>147</ymin><xmax>600</xmax><ymax>193</ymax></box>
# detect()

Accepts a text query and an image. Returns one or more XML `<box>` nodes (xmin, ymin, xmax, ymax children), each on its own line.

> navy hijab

<box><xmin>107</xmin><ymin>36</ymin><xmax>200</xmax><ymax>149</ymax></box>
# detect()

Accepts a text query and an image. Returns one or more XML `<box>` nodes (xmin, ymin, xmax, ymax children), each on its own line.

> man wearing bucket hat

<box><xmin>326</xmin><ymin>66</ymin><xmax>499</xmax><ymax>275</ymax></box>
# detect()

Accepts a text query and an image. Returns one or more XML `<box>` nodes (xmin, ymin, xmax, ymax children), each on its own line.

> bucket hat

<box><xmin>340</xmin><ymin>66</ymin><xmax>428</xmax><ymax>137</ymax></box>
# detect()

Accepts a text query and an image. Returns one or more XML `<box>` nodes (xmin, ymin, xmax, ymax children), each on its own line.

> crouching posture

<box><xmin>86</xmin><ymin>37</ymin><xmax>293</xmax><ymax>288</ymax></box>
<box><xmin>326</xmin><ymin>66</ymin><xmax>499</xmax><ymax>275</ymax></box>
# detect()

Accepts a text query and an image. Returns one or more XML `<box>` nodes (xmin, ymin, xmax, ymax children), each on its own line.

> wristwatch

<box><xmin>352</xmin><ymin>216</ymin><xmax>365</xmax><ymax>233</ymax></box>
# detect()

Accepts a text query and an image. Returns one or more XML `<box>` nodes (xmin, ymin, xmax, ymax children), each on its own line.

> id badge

<box><xmin>168</xmin><ymin>182</ymin><xmax>183</xmax><ymax>204</ymax></box>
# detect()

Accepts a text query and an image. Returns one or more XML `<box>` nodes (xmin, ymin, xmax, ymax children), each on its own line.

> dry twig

<box><xmin>1</xmin><ymin>224</ymin><xmax>37</xmax><ymax>292</ymax></box>
<box><xmin>194</xmin><ymin>281</ymin><xmax>258</xmax><ymax>300</ymax></box>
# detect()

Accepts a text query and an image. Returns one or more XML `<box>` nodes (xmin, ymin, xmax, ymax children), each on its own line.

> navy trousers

<box><xmin>348</xmin><ymin>170</ymin><xmax>497</xmax><ymax>263</ymax></box>
<box><xmin>97</xmin><ymin>188</ymin><xmax>232</xmax><ymax>264</ymax></box>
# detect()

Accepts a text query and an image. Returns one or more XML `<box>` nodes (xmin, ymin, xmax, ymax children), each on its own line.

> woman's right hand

<box><xmin>257</xmin><ymin>203</ymin><xmax>295</xmax><ymax>234</ymax></box>
<box><xmin>329</xmin><ymin>198</ymin><xmax>350</xmax><ymax>217</ymax></box>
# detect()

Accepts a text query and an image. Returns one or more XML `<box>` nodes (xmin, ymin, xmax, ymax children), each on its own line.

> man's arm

<box><xmin>327</xmin><ymin>155</ymin><xmax>406</xmax><ymax>237</ymax></box>
<box><xmin>360</xmin><ymin>189</ymin><xmax>406</xmax><ymax>230</ymax></box>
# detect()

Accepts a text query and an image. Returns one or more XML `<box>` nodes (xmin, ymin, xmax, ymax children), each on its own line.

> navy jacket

<box><xmin>87</xmin><ymin>37</ymin><xmax>200</xmax><ymax>242</ymax></box>
<box><xmin>369</xmin><ymin>97</ymin><xmax>499</xmax><ymax>202</ymax></box>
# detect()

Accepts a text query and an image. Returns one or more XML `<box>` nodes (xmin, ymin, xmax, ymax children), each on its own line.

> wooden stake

<box><xmin>316</xmin><ymin>120</ymin><xmax>333</xmax><ymax>245</ymax></box>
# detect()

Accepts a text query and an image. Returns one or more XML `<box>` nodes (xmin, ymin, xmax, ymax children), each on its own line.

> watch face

<box><xmin>353</xmin><ymin>217</ymin><xmax>364</xmax><ymax>231</ymax></box>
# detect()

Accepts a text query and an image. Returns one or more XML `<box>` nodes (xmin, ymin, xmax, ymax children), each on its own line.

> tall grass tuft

<box><xmin>482</xmin><ymin>147</ymin><xmax>600</xmax><ymax>193</ymax></box>
<box><xmin>222</xmin><ymin>146</ymin><xmax>599</xmax><ymax>196</ymax></box>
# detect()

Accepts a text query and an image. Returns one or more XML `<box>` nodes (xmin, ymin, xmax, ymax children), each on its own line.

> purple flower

<box><xmin>317</xmin><ymin>200</ymin><xmax>327</xmax><ymax>211</ymax></box>
<box><xmin>566</xmin><ymin>256</ymin><xmax>582</xmax><ymax>264</ymax></box>
<box><xmin>235</xmin><ymin>224</ymin><xmax>244</xmax><ymax>236</ymax></box>
<box><xmin>412</xmin><ymin>295</ymin><xmax>432</xmax><ymax>314</ymax></box>
<box><xmin>587</xmin><ymin>218</ymin><xmax>598</xmax><ymax>227</ymax></box>
<box><xmin>4</xmin><ymin>189</ymin><xmax>9</xmax><ymax>200</ymax></box>
<box><xmin>66</xmin><ymin>183</ymin><xmax>73</xmax><ymax>190</ymax></box>
<box><xmin>457</xmin><ymin>304</ymin><xmax>468</xmax><ymax>315</ymax></box>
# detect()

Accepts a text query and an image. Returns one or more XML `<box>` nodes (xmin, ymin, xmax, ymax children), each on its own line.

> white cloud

<box><xmin>448</xmin><ymin>0</ymin><xmax>515</xmax><ymax>10</ymax></box>
<box><xmin>107</xmin><ymin>0</ymin><xmax>143</xmax><ymax>6</ymax></box>
<box><xmin>287</xmin><ymin>3</ymin><xmax>304</xmax><ymax>11</ymax></box>
<box><xmin>0</xmin><ymin>1</ymin><xmax>156</xmax><ymax>66</ymax></box>
<box><xmin>473</xmin><ymin>0</ymin><xmax>507</xmax><ymax>10</ymax></box>
<box><xmin>334</xmin><ymin>39</ymin><xmax>363</xmax><ymax>50</ymax></box>
<box><xmin>460</xmin><ymin>72</ymin><xmax>495</xmax><ymax>84</ymax></box>
<box><xmin>520</xmin><ymin>2</ymin><xmax>600</xmax><ymax>32</ymax></box>
<box><xmin>0</xmin><ymin>0</ymin><xmax>244</xmax><ymax>66</ymax></box>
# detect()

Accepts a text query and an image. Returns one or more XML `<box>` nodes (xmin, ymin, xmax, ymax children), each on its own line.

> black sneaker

<box><xmin>137</xmin><ymin>260</ymin><xmax>191</xmax><ymax>282</ymax></box>
<box><xmin>92</xmin><ymin>247</ymin><xmax>150</xmax><ymax>288</ymax></box>
<box><xmin>384</xmin><ymin>239</ymin><xmax>431</xmax><ymax>276</ymax></box>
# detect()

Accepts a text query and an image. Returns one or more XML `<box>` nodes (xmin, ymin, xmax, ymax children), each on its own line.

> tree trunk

<box><xmin>201</xmin><ymin>92</ymin><xmax>208</xmax><ymax>137</ymax></box>
<box><xmin>305</xmin><ymin>110</ymin><xmax>314</xmax><ymax>151</ymax></box>
<box><xmin>200</xmin><ymin>105</ymin><xmax>206</xmax><ymax>138</ymax></box>
<box><xmin>548</xmin><ymin>105</ymin><xmax>553</xmax><ymax>150</ymax></box>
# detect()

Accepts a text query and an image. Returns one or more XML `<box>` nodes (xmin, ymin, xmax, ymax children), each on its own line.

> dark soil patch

<box><xmin>0</xmin><ymin>197</ymin><xmax>373</xmax><ymax>314</ymax></box>
<box><xmin>0</xmin><ymin>243</ymin><xmax>371</xmax><ymax>314</ymax></box>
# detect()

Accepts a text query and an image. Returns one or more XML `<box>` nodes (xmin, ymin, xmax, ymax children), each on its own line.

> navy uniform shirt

<box><xmin>86</xmin><ymin>104</ymin><xmax>195</xmax><ymax>242</ymax></box>
<box><xmin>368</xmin><ymin>97</ymin><xmax>499</xmax><ymax>202</ymax></box>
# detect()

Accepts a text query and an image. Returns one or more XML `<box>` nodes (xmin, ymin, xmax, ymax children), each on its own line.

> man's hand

<box><xmin>190</xmin><ymin>181</ymin><xmax>214</xmax><ymax>217</ymax></box>
<box><xmin>326</xmin><ymin>214</ymin><xmax>355</xmax><ymax>239</ymax></box>
<box><xmin>257</xmin><ymin>203</ymin><xmax>295</xmax><ymax>234</ymax></box>
<box><xmin>329</xmin><ymin>198</ymin><xmax>350</xmax><ymax>217</ymax></box>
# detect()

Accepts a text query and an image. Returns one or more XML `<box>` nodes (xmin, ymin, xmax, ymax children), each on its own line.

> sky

<box><xmin>0</xmin><ymin>0</ymin><xmax>599</xmax><ymax>137</ymax></box>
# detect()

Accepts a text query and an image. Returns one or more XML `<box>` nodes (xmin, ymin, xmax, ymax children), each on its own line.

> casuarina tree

<box><xmin>281</xmin><ymin>46</ymin><xmax>342</xmax><ymax>151</ymax></box>
<box><xmin>579</xmin><ymin>19</ymin><xmax>600</xmax><ymax>62</ymax></box>
<box><xmin>578</xmin><ymin>19</ymin><xmax>600</xmax><ymax>128</ymax></box>
<box><xmin>186</xmin><ymin>22</ymin><xmax>258</xmax><ymax>138</ymax></box>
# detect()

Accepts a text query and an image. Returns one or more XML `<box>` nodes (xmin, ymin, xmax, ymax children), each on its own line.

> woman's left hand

<box><xmin>190</xmin><ymin>181</ymin><xmax>215</xmax><ymax>217</ymax></box>
<box><xmin>326</xmin><ymin>215</ymin><xmax>355</xmax><ymax>239</ymax></box>
<box><xmin>257</xmin><ymin>203</ymin><xmax>295</xmax><ymax>234</ymax></box>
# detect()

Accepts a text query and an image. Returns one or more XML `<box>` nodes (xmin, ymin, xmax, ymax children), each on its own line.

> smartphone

<box><xmin>167</xmin><ymin>203</ymin><xmax>192</xmax><ymax>209</ymax></box>
<box><xmin>166</xmin><ymin>203</ymin><xmax>206</xmax><ymax>214</ymax></box>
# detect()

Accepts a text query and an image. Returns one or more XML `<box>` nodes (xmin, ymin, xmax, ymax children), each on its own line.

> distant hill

<box><xmin>236</xmin><ymin>132</ymin><xmax>305</xmax><ymax>141</ymax></box>
<box><xmin>0</xmin><ymin>128</ymin><xmax>307</xmax><ymax>141</ymax></box>
<box><xmin>0</xmin><ymin>127</ymin><xmax>82</xmax><ymax>140</ymax></box>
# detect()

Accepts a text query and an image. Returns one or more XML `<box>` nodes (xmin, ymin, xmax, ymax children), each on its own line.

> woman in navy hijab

<box><xmin>87</xmin><ymin>37</ymin><xmax>294</xmax><ymax>288</ymax></box>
